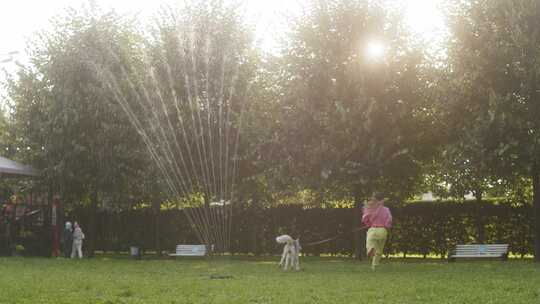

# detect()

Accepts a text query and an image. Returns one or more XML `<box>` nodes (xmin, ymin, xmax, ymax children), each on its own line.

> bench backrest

<box><xmin>175</xmin><ymin>245</ymin><xmax>207</xmax><ymax>256</ymax></box>
<box><xmin>454</xmin><ymin>244</ymin><xmax>509</xmax><ymax>256</ymax></box>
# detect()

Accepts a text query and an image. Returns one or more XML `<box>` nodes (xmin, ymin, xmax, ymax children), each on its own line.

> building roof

<box><xmin>0</xmin><ymin>156</ymin><xmax>39</xmax><ymax>177</ymax></box>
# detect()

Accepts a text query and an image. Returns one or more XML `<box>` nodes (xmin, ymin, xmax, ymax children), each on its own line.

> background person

<box><xmin>62</xmin><ymin>221</ymin><xmax>73</xmax><ymax>258</ymax></box>
<box><xmin>71</xmin><ymin>222</ymin><xmax>85</xmax><ymax>258</ymax></box>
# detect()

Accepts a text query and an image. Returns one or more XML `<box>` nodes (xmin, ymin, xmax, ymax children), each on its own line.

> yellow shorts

<box><xmin>366</xmin><ymin>227</ymin><xmax>388</xmax><ymax>267</ymax></box>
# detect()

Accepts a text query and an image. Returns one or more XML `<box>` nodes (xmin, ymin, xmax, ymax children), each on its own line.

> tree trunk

<box><xmin>532</xmin><ymin>164</ymin><xmax>540</xmax><ymax>262</ymax></box>
<box><xmin>353</xmin><ymin>194</ymin><xmax>365</xmax><ymax>260</ymax></box>
<box><xmin>44</xmin><ymin>187</ymin><xmax>54</xmax><ymax>257</ymax></box>
<box><xmin>87</xmin><ymin>190</ymin><xmax>98</xmax><ymax>258</ymax></box>
<box><xmin>249</xmin><ymin>202</ymin><xmax>262</xmax><ymax>256</ymax></box>
<box><xmin>251</xmin><ymin>226</ymin><xmax>258</xmax><ymax>255</ymax></box>
<box><xmin>203</xmin><ymin>194</ymin><xmax>213</xmax><ymax>256</ymax></box>
<box><xmin>153</xmin><ymin>200</ymin><xmax>162</xmax><ymax>257</ymax></box>
<box><xmin>4</xmin><ymin>220</ymin><xmax>12</xmax><ymax>256</ymax></box>
<box><xmin>474</xmin><ymin>191</ymin><xmax>485</xmax><ymax>243</ymax></box>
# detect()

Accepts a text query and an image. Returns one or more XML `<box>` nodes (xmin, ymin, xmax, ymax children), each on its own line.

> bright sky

<box><xmin>0</xmin><ymin>0</ymin><xmax>302</xmax><ymax>64</ymax></box>
<box><xmin>0</xmin><ymin>0</ymin><xmax>445</xmax><ymax>102</ymax></box>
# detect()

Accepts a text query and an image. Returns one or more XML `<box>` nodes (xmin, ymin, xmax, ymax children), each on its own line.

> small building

<box><xmin>0</xmin><ymin>156</ymin><xmax>44</xmax><ymax>256</ymax></box>
<box><xmin>0</xmin><ymin>156</ymin><xmax>39</xmax><ymax>177</ymax></box>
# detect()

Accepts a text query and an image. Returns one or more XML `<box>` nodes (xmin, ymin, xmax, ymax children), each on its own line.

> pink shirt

<box><xmin>362</xmin><ymin>206</ymin><xmax>392</xmax><ymax>228</ymax></box>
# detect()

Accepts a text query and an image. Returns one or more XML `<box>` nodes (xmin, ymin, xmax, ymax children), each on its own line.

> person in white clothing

<box><xmin>71</xmin><ymin>222</ymin><xmax>85</xmax><ymax>258</ymax></box>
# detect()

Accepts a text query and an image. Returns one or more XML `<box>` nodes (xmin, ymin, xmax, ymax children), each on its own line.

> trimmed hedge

<box><xmin>69</xmin><ymin>201</ymin><xmax>534</xmax><ymax>257</ymax></box>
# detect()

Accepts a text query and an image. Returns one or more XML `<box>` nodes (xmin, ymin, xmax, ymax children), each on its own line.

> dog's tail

<box><xmin>276</xmin><ymin>235</ymin><xmax>293</xmax><ymax>244</ymax></box>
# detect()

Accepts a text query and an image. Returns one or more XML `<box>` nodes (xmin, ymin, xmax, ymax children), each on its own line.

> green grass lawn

<box><xmin>1</xmin><ymin>256</ymin><xmax>539</xmax><ymax>304</ymax></box>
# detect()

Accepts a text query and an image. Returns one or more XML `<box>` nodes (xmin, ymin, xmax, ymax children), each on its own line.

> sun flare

<box><xmin>366</xmin><ymin>41</ymin><xmax>385</xmax><ymax>59</ymax></box>
<box><xmin>404</xmin><ymin>0</ymin><xmax>445</xmax><ymax>40</ymax></box>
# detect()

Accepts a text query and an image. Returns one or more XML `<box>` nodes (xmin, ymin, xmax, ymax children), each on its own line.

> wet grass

<box><xmin>0</xmin><ymin>256</ymin><xmax>539</xmax><ymax>303</ymax></box>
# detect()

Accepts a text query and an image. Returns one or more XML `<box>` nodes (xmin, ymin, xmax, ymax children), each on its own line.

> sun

<box><xmin>366</xmin><ymin>41</ymin><xmax>385</xmax><ymax>59</ymax></box>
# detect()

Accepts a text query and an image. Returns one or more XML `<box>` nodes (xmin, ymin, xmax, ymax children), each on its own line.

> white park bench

<box><xmin>449</xmin><ymin>244</ymin><xmax>509</xmax><ymax>261</ymax></box>
<box><xmin>168</xmin><ymin>244</ymin><xmax>213</xmax><ymax>257</ymax></box>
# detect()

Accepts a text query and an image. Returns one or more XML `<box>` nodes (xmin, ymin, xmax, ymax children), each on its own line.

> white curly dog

<box><xmin>276</xmin><ymin>235</ymin><xmax>301</xmax><ymax>271</ymax></box>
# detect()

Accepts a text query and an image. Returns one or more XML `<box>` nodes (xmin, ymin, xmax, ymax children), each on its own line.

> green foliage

<box><xmin>6</xmin><ymin>6</ymin><xmax>153</xmax><ymax>208</ymax></box>
<box><xmin>272</xmin><ymin>0</ymin><xmax>437</xmax><ymax>202</ymax></box>
<box><xmin>132</xmin><ymin>0</ymin><xmax>257</xmax><ymax>204</ymax></box>
<box><xmin>445</xmin><ymin>0</ymin><xmax>540</xmax><ymax>180</ymax></box>
<box><xmin>4</xmin><ymin>1</ymin><xmax>540</xmax><ymax>259</ymax></box>
<box><xmin>443</xmin><ymin>0</ymin><xmax>540</xmax><ymax>257</ymax></box>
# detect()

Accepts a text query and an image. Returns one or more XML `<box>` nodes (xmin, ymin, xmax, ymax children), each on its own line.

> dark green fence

<box><xmin>68</xmin><ymin>201</ymin><xmax>534</xmax><ymax>257</ymax></box>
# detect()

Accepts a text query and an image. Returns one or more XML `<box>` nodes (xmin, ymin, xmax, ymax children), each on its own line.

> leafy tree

<box><xmin>92</xmin><ymin>0</ymin><xmax>260</xmax><ymax>251</ymax></box>
<box><xmin>7</xmin><ymin>5</ymin><xmax>150</xmax><ymax>255</ymax></box>
<box><xmin>446</xmin><ymin>0</ymin><xmax>540</xmax><ymax>260</ymax></box>
<box><xmin>273</xmin><ymin>0</ymin><xmax>438</xmax><ymax>257</ymax></box>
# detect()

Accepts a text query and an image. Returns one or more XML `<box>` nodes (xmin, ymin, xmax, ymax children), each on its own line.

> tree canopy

<box><xmin>3</xmin><ymin>0</ymin><xmax>540</xmax><ymax>259</ymax></box>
